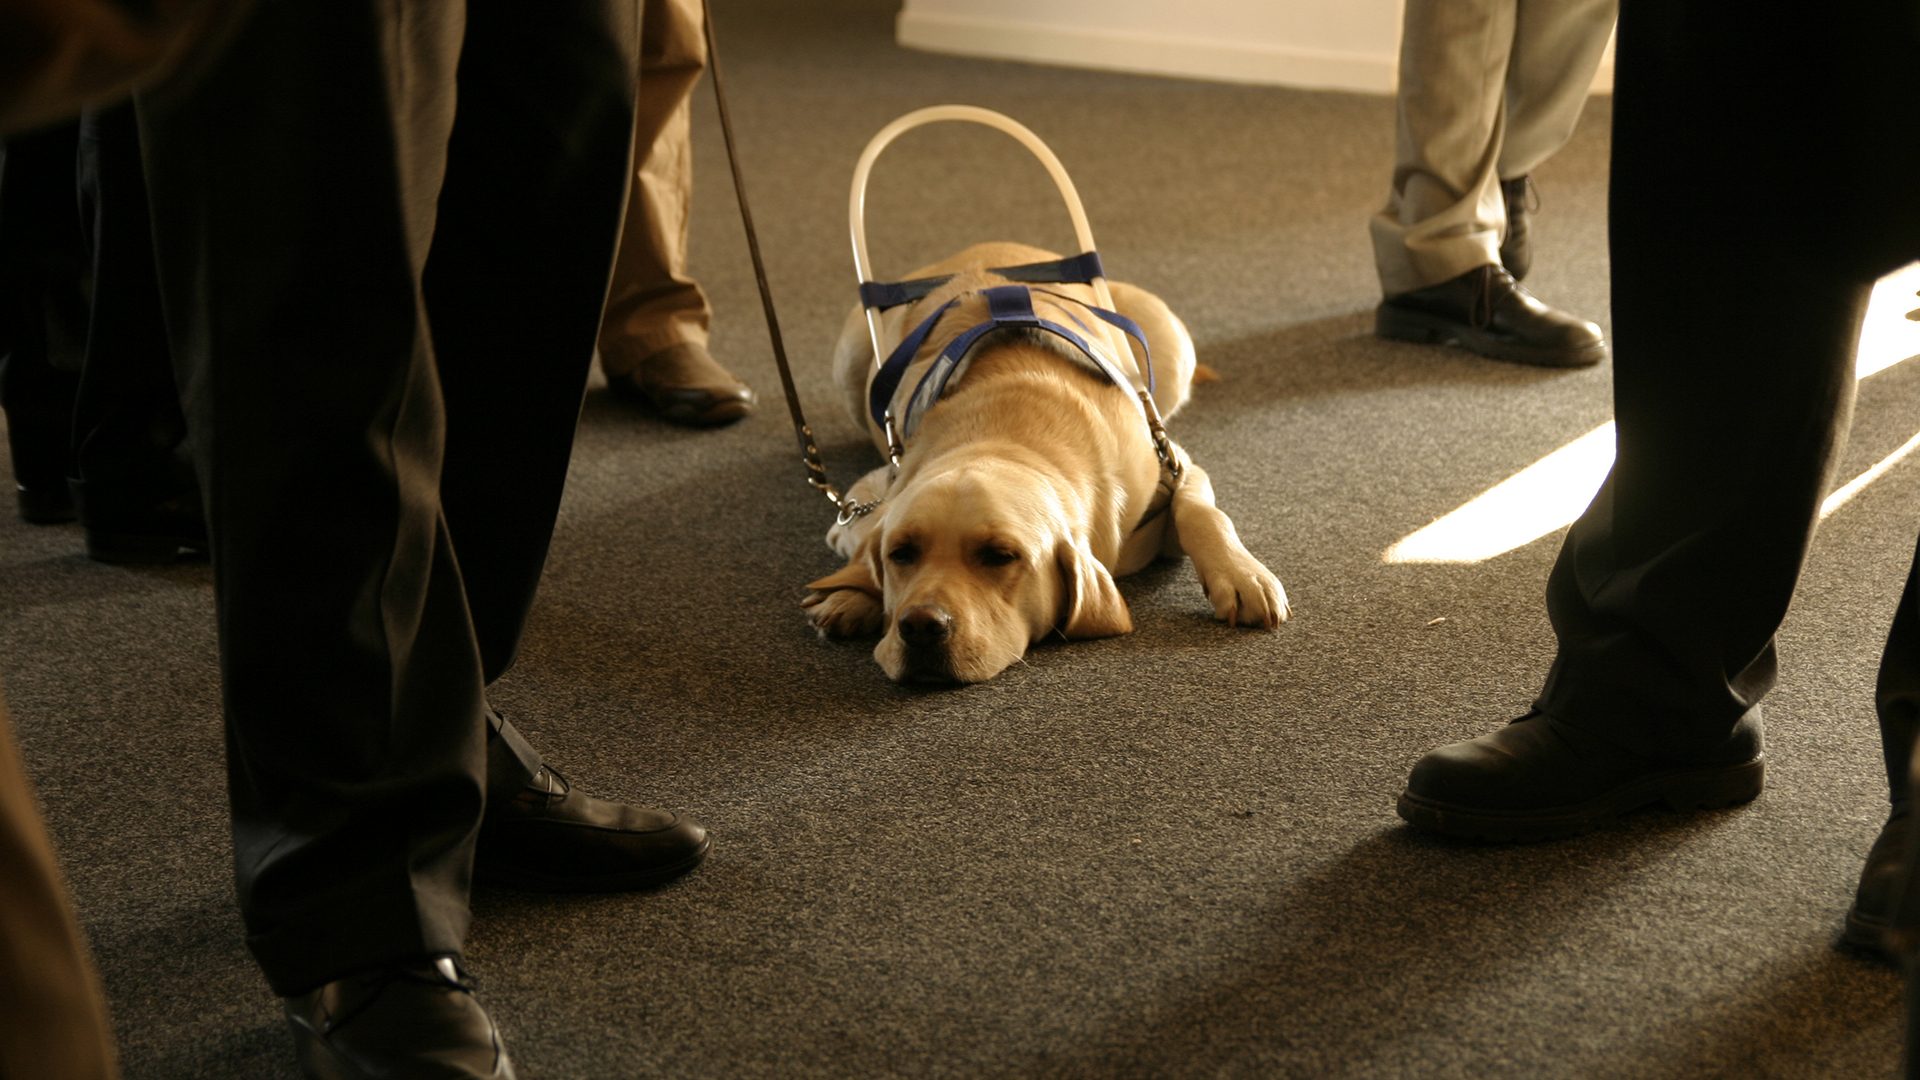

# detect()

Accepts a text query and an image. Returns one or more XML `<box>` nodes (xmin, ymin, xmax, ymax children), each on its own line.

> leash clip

<box><xmin>883</xmin><ymin>410</ymin><xmax>905</xmax><ymax>468</ymax></box>
<box><xmin>1138</xmin><ymin>390</ymin><xmax>1184</xmax><ymax>482</ymax></box>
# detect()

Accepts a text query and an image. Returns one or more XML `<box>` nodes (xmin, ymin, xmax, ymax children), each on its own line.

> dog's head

<box><xmin>809</xmin><ymin>460</ymin><xmax>1133</xmax><ymax>684</ymax></box>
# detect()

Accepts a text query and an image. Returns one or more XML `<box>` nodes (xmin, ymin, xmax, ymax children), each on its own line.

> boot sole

<box><xmin>1377</xmin><ymin>305</ymin><xmax>1608</xmax><ymax>369</ymax></box>
<box><xmin>472</xmin><ymin>835</ymin><xmax>711</xmax><ymax>893</ymax></box>
<box><xmin>1396</xmin><ymin>756</ymin><xmax>1765</xmax><ymax>843</ymax></box>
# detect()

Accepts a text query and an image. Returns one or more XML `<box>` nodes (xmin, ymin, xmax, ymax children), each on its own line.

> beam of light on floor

<box><xmin>1385</xmin><ymin>262</ymin><xmax>1920</xmax><ymax>565</ymax></box>
<box><xmin>1384</xmin><ymin>422</ymin><xmax>1615</xmax><ymax>564</ymax></box>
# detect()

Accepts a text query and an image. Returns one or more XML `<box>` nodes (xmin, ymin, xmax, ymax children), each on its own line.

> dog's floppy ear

<box><xmin>1055</xmin><ymin>536</ymin><xmax>1133</xmax><ymax>639</ymax></box>
<box><xmin>807</xmin><ymin>531</ymin><xmax>884</xmax><ymax>598</ymax></box>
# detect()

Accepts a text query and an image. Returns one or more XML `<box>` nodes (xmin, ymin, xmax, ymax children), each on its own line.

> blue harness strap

<box><xmin>868</xmin><ymin>283</ymin><xmax>1155</xmax><ymax>440</ymax></box>
<box><xmin>857</xmin><ymin>251</ymin><xmax>1107</xmax><ymax>311</ymax></box>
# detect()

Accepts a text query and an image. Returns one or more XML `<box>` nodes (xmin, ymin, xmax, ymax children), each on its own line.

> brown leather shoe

<box><xmin>613</xmin><ymin>342</ymin><xmax>755</xmax><ymax>427</ymax></box>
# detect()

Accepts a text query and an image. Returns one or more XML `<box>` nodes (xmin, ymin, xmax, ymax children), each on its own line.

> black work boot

<box><xmin>1376</xmin><ymin>264</ymin><xmax>1609</xmax><ymax>368</ymax></box>
<box><xmin>1397</xmin><ymin>710</ymin><xmax>1765</xmax><ymax>842</ymax></box>
<box><xmin>1499</xmin><ymin>176</ymin><xmax>1535</xmax><ymax>281</ymax></box>
<box><xmin>1845</xmin><ymin>802</ymin><xmax>1911</xmax><ymax>963</ymax></box>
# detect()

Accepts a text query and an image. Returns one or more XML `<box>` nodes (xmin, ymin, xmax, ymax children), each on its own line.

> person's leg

<box><xmin>71</xmin><ymin>101</ymin><xmax>204</xmax><ymax>565</ymax></box>
<box><xmin>1847</xmin><ymin>537</ymin><xmax>1920</xmax><ymax>956</ymax></box>
<box><xmin>430</xmin><ymin>0</ymin><xmax>712</xmax><ymax>895</ymax></box>
<box><xmin>596</xmin><ymin>0</ymin><xmax>753</xmax><ymax>426</ymax></box>
<box><xmin>0</xmin><ymin>123</ymin><xmax>85</xmax><ymax>522</ymax></box>
<box><xmin>1368</xmin><ymin>0</ymin><xmax>1514</xmax><ymax>297</ymax></box>
<box><xmin>1398</xmin><ymin>0</ymin><xmax>1920</xmax><ymax>842</ymax></box>
<box><xmin>139</xmin><ymin>4</ymin><xmax>529</xmax><ymax>1073</ymax></box>
<box><xmin>1369</xmin><ymin>0</ymin><xmax>1607</xmax><ymax>368</ymax></box>
<box><xmin>1498</xmin><ymin>0</ymin><xmax>1616</xmax><ymax>179</ymax></box>
<box><xmin>139</xmin><ymin>0</ymin><xmax>485</xmax><ymax>1001</ymax></box>
<box><xmin>1493</xmin><ymin>0</ymin><xmax>1616</xmax><ymax>279</ymax></box>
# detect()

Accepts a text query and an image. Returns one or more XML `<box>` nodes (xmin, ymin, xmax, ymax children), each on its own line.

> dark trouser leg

<box><xmin>1880</xmin><ymin>544</ymin><xmax>1920</xmax><ymax>806</ymax></box>
<box><xmin>427</xmin><ymin>0</ymin><xmax>639</xmax><ymax>690</ymax></box>
<box><xmin>71</xmin><ymin>102</ymin><xmax>197</xmax><ymax>535</ymax></box>
<box><xmin>1533</xmin><ymin>0</ymin><xmax>1919</xmax><ymax>762</ymax></box>
<box><xmin>431</xmin><ymin>0</ymin><xmax>641</xmax><ymax>798</ymax></box>
<box><xmin>0</xmin><ymin>123</ymin><xmax>85</xmax><ymax>511</ymax></box>
<box><xmin>1890</xmin><ymin>547</ymin><xmax>1920</xmax><ymax>1073</ymax></box>
<box><xmin>139</xmin><ymin>0</ymin><xmax>633</xmax><ymax>998</ymax></box>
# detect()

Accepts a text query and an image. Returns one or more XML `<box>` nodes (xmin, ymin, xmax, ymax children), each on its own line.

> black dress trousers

<box><xmin>0</xmin><ymin>122</ymin><xmax>86</xmax><ymax>499</ymax></box>
<box><xmin>1533</xmin><ymin>0</ymin><xmax>1920</xmax><ymax>765</ymax></box>
<box><xmin>138</xmin><ymin>0</ymin><xmax>639</xmax><ymax>996</ymax></box>
<box><xmin>72</xmin><ymin>102</ymin><xmax>194</xmax><ymax>524</ymax></box>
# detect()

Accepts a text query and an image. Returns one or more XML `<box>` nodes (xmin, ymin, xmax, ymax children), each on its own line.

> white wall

<box><xmin>896</xmin><ymin>0</ymin><xmax>1614</xmax><ymax>96</ymax></box>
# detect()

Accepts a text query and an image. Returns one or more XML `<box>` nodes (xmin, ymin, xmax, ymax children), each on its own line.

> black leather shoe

<box><xmin>71</xmin><ymin>480</ymin><xmax>209</xmax><ymax>565</ymax></box>
<box><xmin>1843</xmin><ymin>803</ymin><xmax>1910</xmax><ymax>963</ymax></box>
<box><xmin>474</xmin><ymin>766</ymin><xmax>710</xmax><ymax>892</ymax></box>
<box><xmin>612</xmin><ymin>342</ymin><xmax>755</xmax><ymax>427</ymax></box>
<box><xmin>1499</xmin><ymin>176</ymin><xmax>1535</xmax><ymax>281</ymax></box>
<box><xmin>1377</xmin><ymin>264</ymin><xmax>1608</xmax><ymax>368</ymax></box>
<box><xmin>16</xmin><ymin>483</ymin><xmax>76</xmax><ymax>524</ymax></box>
<box><xmin>1398</xmin><ymin>711</ymin><xmax>1765</xmax><ymax>842</ymax></box>
<box><xmin>283</xmin><ymin>957</ymin><xmax>514</xmax><ymax>1080</ymax></box>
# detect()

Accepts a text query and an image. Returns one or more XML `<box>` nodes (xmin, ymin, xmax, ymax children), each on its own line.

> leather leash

<box><xmin>700</xmin><ymin>0</ymin><xmax>876</xmax><ymax>520</ymax></box>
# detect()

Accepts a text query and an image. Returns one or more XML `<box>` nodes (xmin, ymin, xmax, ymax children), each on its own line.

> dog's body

<box><xmin>803</xmin><ymin>242</ymin><xmax>1287</xmax><ymax>683</ymax></box>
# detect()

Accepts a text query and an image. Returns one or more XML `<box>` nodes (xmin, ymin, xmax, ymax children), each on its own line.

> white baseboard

<box><xmin>895</xmin><ymin>9</ymin><xmax>1614</xmax><ymax>96</ymax></box>
<box><xmin>896</xmin><ymin>10</ymin><xmax>1398</xmax><ymax>95</ymax></box>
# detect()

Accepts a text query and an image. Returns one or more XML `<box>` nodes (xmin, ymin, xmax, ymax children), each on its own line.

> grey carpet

<box><xmin>1</xmin><ymin>0</ymin><xmax>1911</xmax><ymax>1076</ymax></box>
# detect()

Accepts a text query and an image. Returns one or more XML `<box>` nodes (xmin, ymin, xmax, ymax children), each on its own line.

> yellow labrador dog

<box><xmin>802</xmin><ymin>242</ymin><xmax>1288</xmax><ymax>683</ymax></box>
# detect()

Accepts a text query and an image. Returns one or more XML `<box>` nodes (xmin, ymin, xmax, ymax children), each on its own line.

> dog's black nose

<box><xmin>896</xmin><ymin>605</ymin><xmax>952</xmax><ymax>647</ymax></box>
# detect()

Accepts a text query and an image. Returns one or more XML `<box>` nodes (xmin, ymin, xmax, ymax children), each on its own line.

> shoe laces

<box><xmin>528</xmin><ymin>765</ymin><xmax>573</xmax><ymax>808</ymax></box>
<box><xmin>409</xmin><ymin>956</ymin><xmax>481</xmax><ymax>994</ymax></box>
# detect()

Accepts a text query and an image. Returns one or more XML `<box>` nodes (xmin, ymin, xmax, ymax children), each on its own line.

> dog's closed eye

<box><xmin>976</xmin><ymin>546</ymin><xmax>1021</xmax><ymax>568</ymax></box>
<box><xmin>888</xmin><ymin>542</ymin><xmax>920</xmax><ymax>566</ymax></box>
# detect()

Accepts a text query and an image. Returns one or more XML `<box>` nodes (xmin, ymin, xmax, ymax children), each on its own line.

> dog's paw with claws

<box><xmin>1199</xmin><ymin>558</ymin><xmax>1290</xmax><ymax>630</ymax></box>
<box><xmin>802</xmin><ymin>588</ymin><xmax>886</xmax><ymax>638</ymax></box>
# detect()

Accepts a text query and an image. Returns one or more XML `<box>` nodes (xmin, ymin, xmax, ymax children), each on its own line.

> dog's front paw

<box><xmin>801</xmin><ymin>588</ymin><xmax>886</xmax><ymax>638</ymax></box>
<box><xmin>1198</xmin><ymin>557</ymin><xmax>1290</xmax><ymax>630</ymax></box>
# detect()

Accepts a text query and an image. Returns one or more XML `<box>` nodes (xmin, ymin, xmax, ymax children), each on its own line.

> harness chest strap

<box><xmin>868</xmin><ymin>284</ymin><xmax>1182</xmax><ymax>481</ymax></box>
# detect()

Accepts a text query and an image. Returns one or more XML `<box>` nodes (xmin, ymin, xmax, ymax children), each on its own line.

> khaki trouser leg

<box><xmin>1370</xmin><ymin>0</ymin><xmax>1615</xmax><ymax>297</ymax></box>
<box><xmin>599</xmin><ymin>0</ymin><xmax>711</xmax><ymax>379</ymax></box>
<box><xmin>1500</xmin><ymin>0</ymin><xmax>1617</xmax><ymax>178</ymax></box>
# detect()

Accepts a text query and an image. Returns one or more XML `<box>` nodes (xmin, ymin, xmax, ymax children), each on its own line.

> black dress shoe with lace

<box><xmin>15</xmin><ymin>483</ymin><xmax>76</xmax><ymax>524</ymax></box>
<box><xmin>1397</xmin><ymin>711</ymin><xmax>1765</xmax><ymax>842</ymax></box>
<box><xmin>1376</xmin><ymin>264</ymin><xmax>1608</xmax><ymax>368</ymax></box>
<box><xmin>284</xmin><ymin>957</ymin><xmax>514</xmax><ymax>1080</ymax></box>
<box><xmin>71</xmin><ymin>479</ymin><xmax>209</xmax><ymax>565</ymax></box>
<box><xmin>1499</xmin><ymin>175</ymin><xmax>1535</xmax><ymax>281</ymax></box>
<box><xmin>474</xmin><ymin>766</ymin><xmax>710</xmax><ymax>892</ymax></box>
<box><xmin>1843</xmin><ymin>802</ymin><xmax>1910</xmax><ymax>963</ymax></box>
